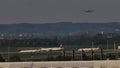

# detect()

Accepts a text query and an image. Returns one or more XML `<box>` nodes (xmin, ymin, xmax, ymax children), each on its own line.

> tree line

<box><xmin>0</xmin><ymin>33</ymin><xmax>120</xmax><ymax>49</ymax></box>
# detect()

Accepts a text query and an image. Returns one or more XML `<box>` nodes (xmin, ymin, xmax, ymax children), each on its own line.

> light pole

<box><xmin>92</xmin><ymin>41</ymin><xmax>94</xmax><ymax>49</ymax></box>
<box><xmin>114</xmin><ymin>41</ymin><xmax>116</xmax><ymax>50</ymax></box>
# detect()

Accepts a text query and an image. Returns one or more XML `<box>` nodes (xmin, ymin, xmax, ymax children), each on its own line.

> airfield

<box><xmin>0</xmin><ymin>48</ymin><xmax>120</xmax><ymax>61</ymax></box>
<box><xmin>0</xmin><ymin>48</ymin><xmax>120</xmax><ymax>68</ymax></box>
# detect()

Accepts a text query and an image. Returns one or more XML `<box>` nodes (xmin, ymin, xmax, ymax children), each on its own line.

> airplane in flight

<box><xmin>84</xmin><ymin>10</ymin><xmax>94</xmax><ymax>13</ymax></box>
<box><xmin>40</xmin><ymin>44</ymin><xmax>64</xmax><ymax>52</ymax></box>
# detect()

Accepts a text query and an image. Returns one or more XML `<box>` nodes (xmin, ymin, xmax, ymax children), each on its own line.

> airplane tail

<box><xmin>59</xmin><ymin>44</ymin><xmax>63</xmax><ymax>48</ymax></box>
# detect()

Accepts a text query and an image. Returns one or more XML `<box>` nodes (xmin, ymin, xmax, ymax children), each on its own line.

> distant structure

<box><xmin>0</xmin><ymin>34</ymin><xmax>4</xmax><ymax>39</ymax></box>
<box><xmin>101</xmin><ymin>31</ymin><xmax>104</xmax><ymax>35</ymax></box>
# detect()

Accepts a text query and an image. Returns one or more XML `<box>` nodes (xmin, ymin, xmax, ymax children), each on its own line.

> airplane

<box><xmin>84</xmin><ymin>10</ymin><xmax>94</xmax><ymax>13</ymax></box>
<box><xmin>78</xmin><ymin>47</ymin><xmax>99</xmax><ymax>51</ymax></box>
<box><xmin>19</xmin><ymin>44</ymin><xmax>64</xmax><ymax>53</ymax></box>
<box><xmin>40</xmin><ymin>44</ymin><xmax>64</xmax><ymax>52</ymax></box>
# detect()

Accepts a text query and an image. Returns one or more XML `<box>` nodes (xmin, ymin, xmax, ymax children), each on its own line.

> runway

<box><xmin>0</xmin><ymin>60</ymin><xmax>120</xmax><ymax>68</ymax></box>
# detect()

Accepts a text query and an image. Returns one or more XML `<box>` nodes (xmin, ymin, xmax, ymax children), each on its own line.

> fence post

<box><xmin>100</xmin><ymin>48</ymin><xmax>103</xmax><ymax>60</ymax></box>
<box><xmin>63</xmin><ymin>50</ymin><xmax>65</xmax><ymax>60</ymax></box>
<box><xmin>72</xmin><ymin>49</ymin><xmax>75</xmax><ymax>60</ymax></box>
<box><xmin>91</xmin><ymin>49</ymin><xmax>94</xmax><ymax>60</ymax></box>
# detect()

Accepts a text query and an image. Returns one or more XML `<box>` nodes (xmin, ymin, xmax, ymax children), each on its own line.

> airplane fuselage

<box><xmin>78</xmin><ymin>48</ymin><xmax>99</xmax><ymax>51</ymax></box>
<box><xmin>19</xmin><ymin>49</ymin><xmax>40</xmax><ymax>53</ymax></box>
<box><xmin>40</xmin><ymin>47</ymin><xmax>64</xmax><ymax>51</ymax></box>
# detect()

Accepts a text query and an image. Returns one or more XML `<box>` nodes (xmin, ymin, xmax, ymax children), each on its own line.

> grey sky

<box><xmin>0</xmin><ymin>0</ymin><xmax>120</xmax><ymax>24</ymax></box>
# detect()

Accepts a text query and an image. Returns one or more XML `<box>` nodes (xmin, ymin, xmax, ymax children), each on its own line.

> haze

<box><xmin>0</xmin><ymin>0</ymin><xmax>120</xmax><ymax>24</ymax></box>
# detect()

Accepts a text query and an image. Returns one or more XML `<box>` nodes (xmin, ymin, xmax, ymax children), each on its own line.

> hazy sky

<box><xmin>0</xmin><ymin>0</ymin><xmax>120</xmax><ymax>24</ymax></box>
